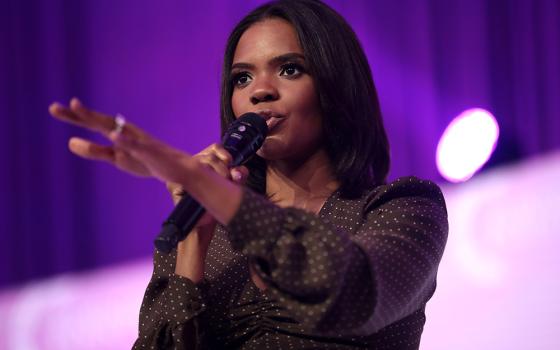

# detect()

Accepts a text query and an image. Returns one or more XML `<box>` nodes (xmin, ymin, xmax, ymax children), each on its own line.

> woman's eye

<box><xmin>233</xmin><ymin>73</ymin><xmax>252</xmax><ymax>87</ymax></box>
<box><xmin>280</xmin><ymin>64</ymin><xmax>303</xmax><ymax>77</ymax></box>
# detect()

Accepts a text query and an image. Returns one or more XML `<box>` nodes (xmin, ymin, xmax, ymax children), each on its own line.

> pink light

<box><xmin>436</xmin><ymin>108</ymin><xmax>499</xmax><ymax>182</ymax></box>
<box><xmin>0</xmin><ymin>259</ymin><xmax>151</xmax><ymax>350</ymax></box>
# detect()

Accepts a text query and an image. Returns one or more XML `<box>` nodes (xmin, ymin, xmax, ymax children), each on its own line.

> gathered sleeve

<box><xmin>132</xmin><ymin>249</ymin><xmax>209</xmax><ymax>349</ymax></box>
<box><xmin>225</xmin><ymin>176</ymin><xmax>448</xmax><ymax>335</ymax></box>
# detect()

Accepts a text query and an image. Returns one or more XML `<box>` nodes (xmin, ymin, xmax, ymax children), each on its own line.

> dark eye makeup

<box><xmin>231</xmin><ymin>71</ymin><xmax>252</xmax><ymax>87</ymax></box>
<box><xmin>230</xmin><ymin>61</ymin><xmax>306</xmax><ymax>88</ymax></box>
<box><xmin>279</xmin><ymin>62</ymin><xmax>305</xmax><ymax>78</ymax></box>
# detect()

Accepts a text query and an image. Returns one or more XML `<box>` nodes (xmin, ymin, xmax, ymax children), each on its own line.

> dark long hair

<box><xmin>220</xmin><ymin>0</ymin><xmax>390</xmax><ymax>198</ymax></box>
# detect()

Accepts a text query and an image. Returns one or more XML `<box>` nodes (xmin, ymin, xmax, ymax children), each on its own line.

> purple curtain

<box><xmin>2</xmin><ymin>0</ymin><xmax>559</xmax><ymax>288</ymax></box>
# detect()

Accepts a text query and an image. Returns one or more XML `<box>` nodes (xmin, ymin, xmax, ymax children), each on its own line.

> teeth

<box><xmin>255</xmin><ymin>110</ymin><xmax>283</xmax><ymax>120</ymax></box>
<box><xmin>266</xmin><ymin>117</ymin><xmax>283</xmax><ymax>131</ymax></box>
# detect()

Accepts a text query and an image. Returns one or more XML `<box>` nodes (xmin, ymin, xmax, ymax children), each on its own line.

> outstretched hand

<box><xmin>50</xmin><ymin>98</ymin><xmax>199</xmax><ymax>185</ymax></box>
<box><xmin>49</xmin><ymin>97</ymin><xmax>247</xmax><ymax>226</ymax></box>
<box><xmin>49</xmin><ymin>98</ymin><xmax>246</xmax><ymax>182</ymax></box>
<box><xmin>49</xmin><ymin>97</ymin><xmax>163</xmax><ymax>178</ymax></box>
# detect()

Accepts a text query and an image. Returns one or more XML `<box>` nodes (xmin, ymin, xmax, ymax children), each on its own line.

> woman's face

<box><xmin>231</xmin><ymin>18</ymin><xmax>323</xmax><ymax>163</ymax></box>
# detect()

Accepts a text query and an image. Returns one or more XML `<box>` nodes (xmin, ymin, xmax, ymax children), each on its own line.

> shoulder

<box><xmin>362</xmin><ymin>176</ymin><xmax>447</xmax><ymax>217</ymax></box>
<box><xmin>325</xmin><ymin>177</ymin><xmax>446</xmax><ymax>228</ymax></box>
<box><xmin>356</xmin><ymin>176</ymin><xmax>448</xmax><ymax>254</ymax></box>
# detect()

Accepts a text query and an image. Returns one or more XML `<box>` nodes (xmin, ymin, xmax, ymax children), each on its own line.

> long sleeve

<box><xmin>132</xmin><ymin>249</ymin><xmax>209</xmax><ymax>349</ymax></box>
<box><xmin>225</xmin><ymin>176</ymin><xmax>448</xmax><ymax>336</ymax></box>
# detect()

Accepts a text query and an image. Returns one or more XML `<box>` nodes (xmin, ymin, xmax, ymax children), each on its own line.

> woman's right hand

<box><xmin>165</xmin><ymin>143</ymin><xmax>249</xmax><ymax>230</ymax></box>
<box><xmin>170</xmin><ymin>143</ymin><xmax>249</xmax><ymax>282</ymax></box>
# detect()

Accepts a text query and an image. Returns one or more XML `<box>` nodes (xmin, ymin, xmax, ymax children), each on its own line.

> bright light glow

<box><xmin>0</xmin><ymin>260</ymin><xmax>150</xmax><ymax>350</ymax></box>
<box><xmin>436</xmin><ymin>108</ymin><xmax>499</xmax><ymax>182</ymax></box>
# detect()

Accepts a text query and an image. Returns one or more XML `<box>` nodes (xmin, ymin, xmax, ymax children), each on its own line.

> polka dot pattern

<box><xmin>132</xmin><ymin>176</ymin><xmax>448</xmax><ymax>349</ymax></box>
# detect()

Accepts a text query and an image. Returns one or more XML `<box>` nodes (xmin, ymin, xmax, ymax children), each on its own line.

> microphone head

<box><xmin>223</xmin><ymin>113</ymin><xmax>269</xmax><ymax>166</ymax></box>
<box><xmin>236</xmin><ymin>112</ymin><xmax>268</xmax><ymax>138</ymax></box>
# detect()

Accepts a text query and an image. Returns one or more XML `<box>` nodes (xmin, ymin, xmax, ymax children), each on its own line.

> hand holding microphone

<box><xmin>164</xmin><ymin>145</ymin><xmax>249</xmax><ymax>230</ymax></box>
<box><xmin>154</xmin><ymin>113</ymin><xmax>268</xmax><ymax>253</ymax></box>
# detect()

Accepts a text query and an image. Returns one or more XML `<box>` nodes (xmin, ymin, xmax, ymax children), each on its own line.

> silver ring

<box><xmin>112</xmin><ymin>113</ymin><xmax>126</xmax><ymax>135</ymax></box>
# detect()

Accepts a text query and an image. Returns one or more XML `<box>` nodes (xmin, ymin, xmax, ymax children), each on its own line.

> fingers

<box><xmin>196</xmin><ymin>145</ymin><xmax>249</xmax><ymax>184</ymax></box>
<box><xmin>50</xmin><ymin>98</ymin><xmax>115</xmax><ymax>136</ymax></box>
<box><xmin>69</xmin><ymin>98</ymin><xmax>114</xmax><ymax>135</ymax></box>
<box><xmin>68</xmin><ymin>137</ymin><xmax>152</xmax><ymax>177</ymax></box>
<box><xmin>205</xmin><ymin>144</ymin><xmax>233</xmax><ymax>166</ymax></box>
<box><xmin>231</xmin><ymin>166</ymin><xmax>249</xmax><ymax>183</ymax></box>
<box><xmin>68</xmin><ymin>137</ymin><xmax>115</xmax><ymax>162</ymax></box>
<box><xmin>50</xmin><ymin>97</ymin><xmax>146</xmax><ymax>144</ymax></box>
<box><xmin>190</xmin><ymin>144</ymin><xmax>233</xmax><ymax>179</ymax></box>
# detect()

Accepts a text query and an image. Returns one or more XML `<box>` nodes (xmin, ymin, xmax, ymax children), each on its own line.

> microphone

<box><xmin>154</xmin><ymin>113</ymin><xmax>268</xmax><ymax>254</ymax></box>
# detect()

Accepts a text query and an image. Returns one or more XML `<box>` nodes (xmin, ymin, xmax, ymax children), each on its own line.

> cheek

<box><xmin>231</xmin><ymin>90</ymin><xmax>246</xmax><ymax>118</ymax></box>
<box><xmin>283</xmin><ymin>100</ymin><xmax>323</xmax><ymax>150</ymax></box>
<box><xmin>289</xmin><ymin>80</ymin><xmax>320</xmax><ymax>115</ymax></box>
<box><xmin>289</xmin><ymin>83</ymin><xmax>322</xmax><ymax>129</ymax></box>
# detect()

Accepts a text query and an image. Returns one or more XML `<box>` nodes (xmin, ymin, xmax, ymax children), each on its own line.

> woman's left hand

<box><xmin>49</xmin><ymin>97</ymin><xmax>195</xmax><ymax>185</ymax></box>
<box><xmin>50</xmin><ymin>97</ymin><xmax>244</xmax><ymax>227</ymax></box>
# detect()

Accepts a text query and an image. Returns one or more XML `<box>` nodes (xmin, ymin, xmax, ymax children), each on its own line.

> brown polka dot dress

<box><xmin>132</xmin><ymin>176</ymin><xmax>448</xmax><ymax>349</ymax></box>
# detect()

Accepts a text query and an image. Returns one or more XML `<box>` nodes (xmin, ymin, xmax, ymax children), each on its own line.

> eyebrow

<box><xmin>231</xmin><ymin>52</ymin><xmax>306</xmax><ymax>70</ymax></box>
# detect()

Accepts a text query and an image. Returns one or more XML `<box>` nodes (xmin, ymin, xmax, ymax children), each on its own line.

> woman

<box><xmin>50</xmin><ymin>0</ymin><xmax>448</xmax><ymax>348</ymax></box>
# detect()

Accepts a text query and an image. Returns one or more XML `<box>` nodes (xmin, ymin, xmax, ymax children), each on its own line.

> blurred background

<box><xmin>1</xmin><ymin>0</ymin><xmax>559</xmax><ymax>349</ymax></box>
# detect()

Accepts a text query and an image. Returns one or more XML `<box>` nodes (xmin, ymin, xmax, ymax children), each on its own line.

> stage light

<box><xmin>436</xmin><ymin>108</ymin><xmax>499</xmax><ymax>182</ymax></box>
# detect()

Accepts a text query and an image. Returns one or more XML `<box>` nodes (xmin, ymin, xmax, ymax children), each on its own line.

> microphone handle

<box><xmin>154</xmin><ymin>196</ymin><xmax>206</xmax><ymax>254</ymax></box>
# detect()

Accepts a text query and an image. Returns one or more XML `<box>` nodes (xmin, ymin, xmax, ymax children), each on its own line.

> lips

<box><xmin>254</xmin><ymin>109</ymin><xmax>286</xmax><ymax>133</ymax></box>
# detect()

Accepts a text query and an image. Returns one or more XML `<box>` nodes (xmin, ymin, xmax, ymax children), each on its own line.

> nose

<box><xmin>250</xmin><ymin>78</ymin><xmax>279</xmax><ymax>105</ymax></box>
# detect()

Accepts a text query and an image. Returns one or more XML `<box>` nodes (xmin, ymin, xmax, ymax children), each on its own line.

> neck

<box><xmin>265</xmin><ymin>149</ymin><xmax>339</xmax><ymax>213</ymax></box>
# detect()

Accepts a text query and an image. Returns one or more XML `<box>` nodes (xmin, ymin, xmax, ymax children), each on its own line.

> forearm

<box><xmin>225</xmin><ymin>178</ymin><xmax>448</xmax><ymax>335</ymax></box>
<box><xmin>226</xmin><ymin>189</ymin><xmax>372</xmax><ymax>332</ymax></box>
<box><xmin>174</xmin><ymin>225</ymin><xmax>215</xmax><ymax>283</ymax></box>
